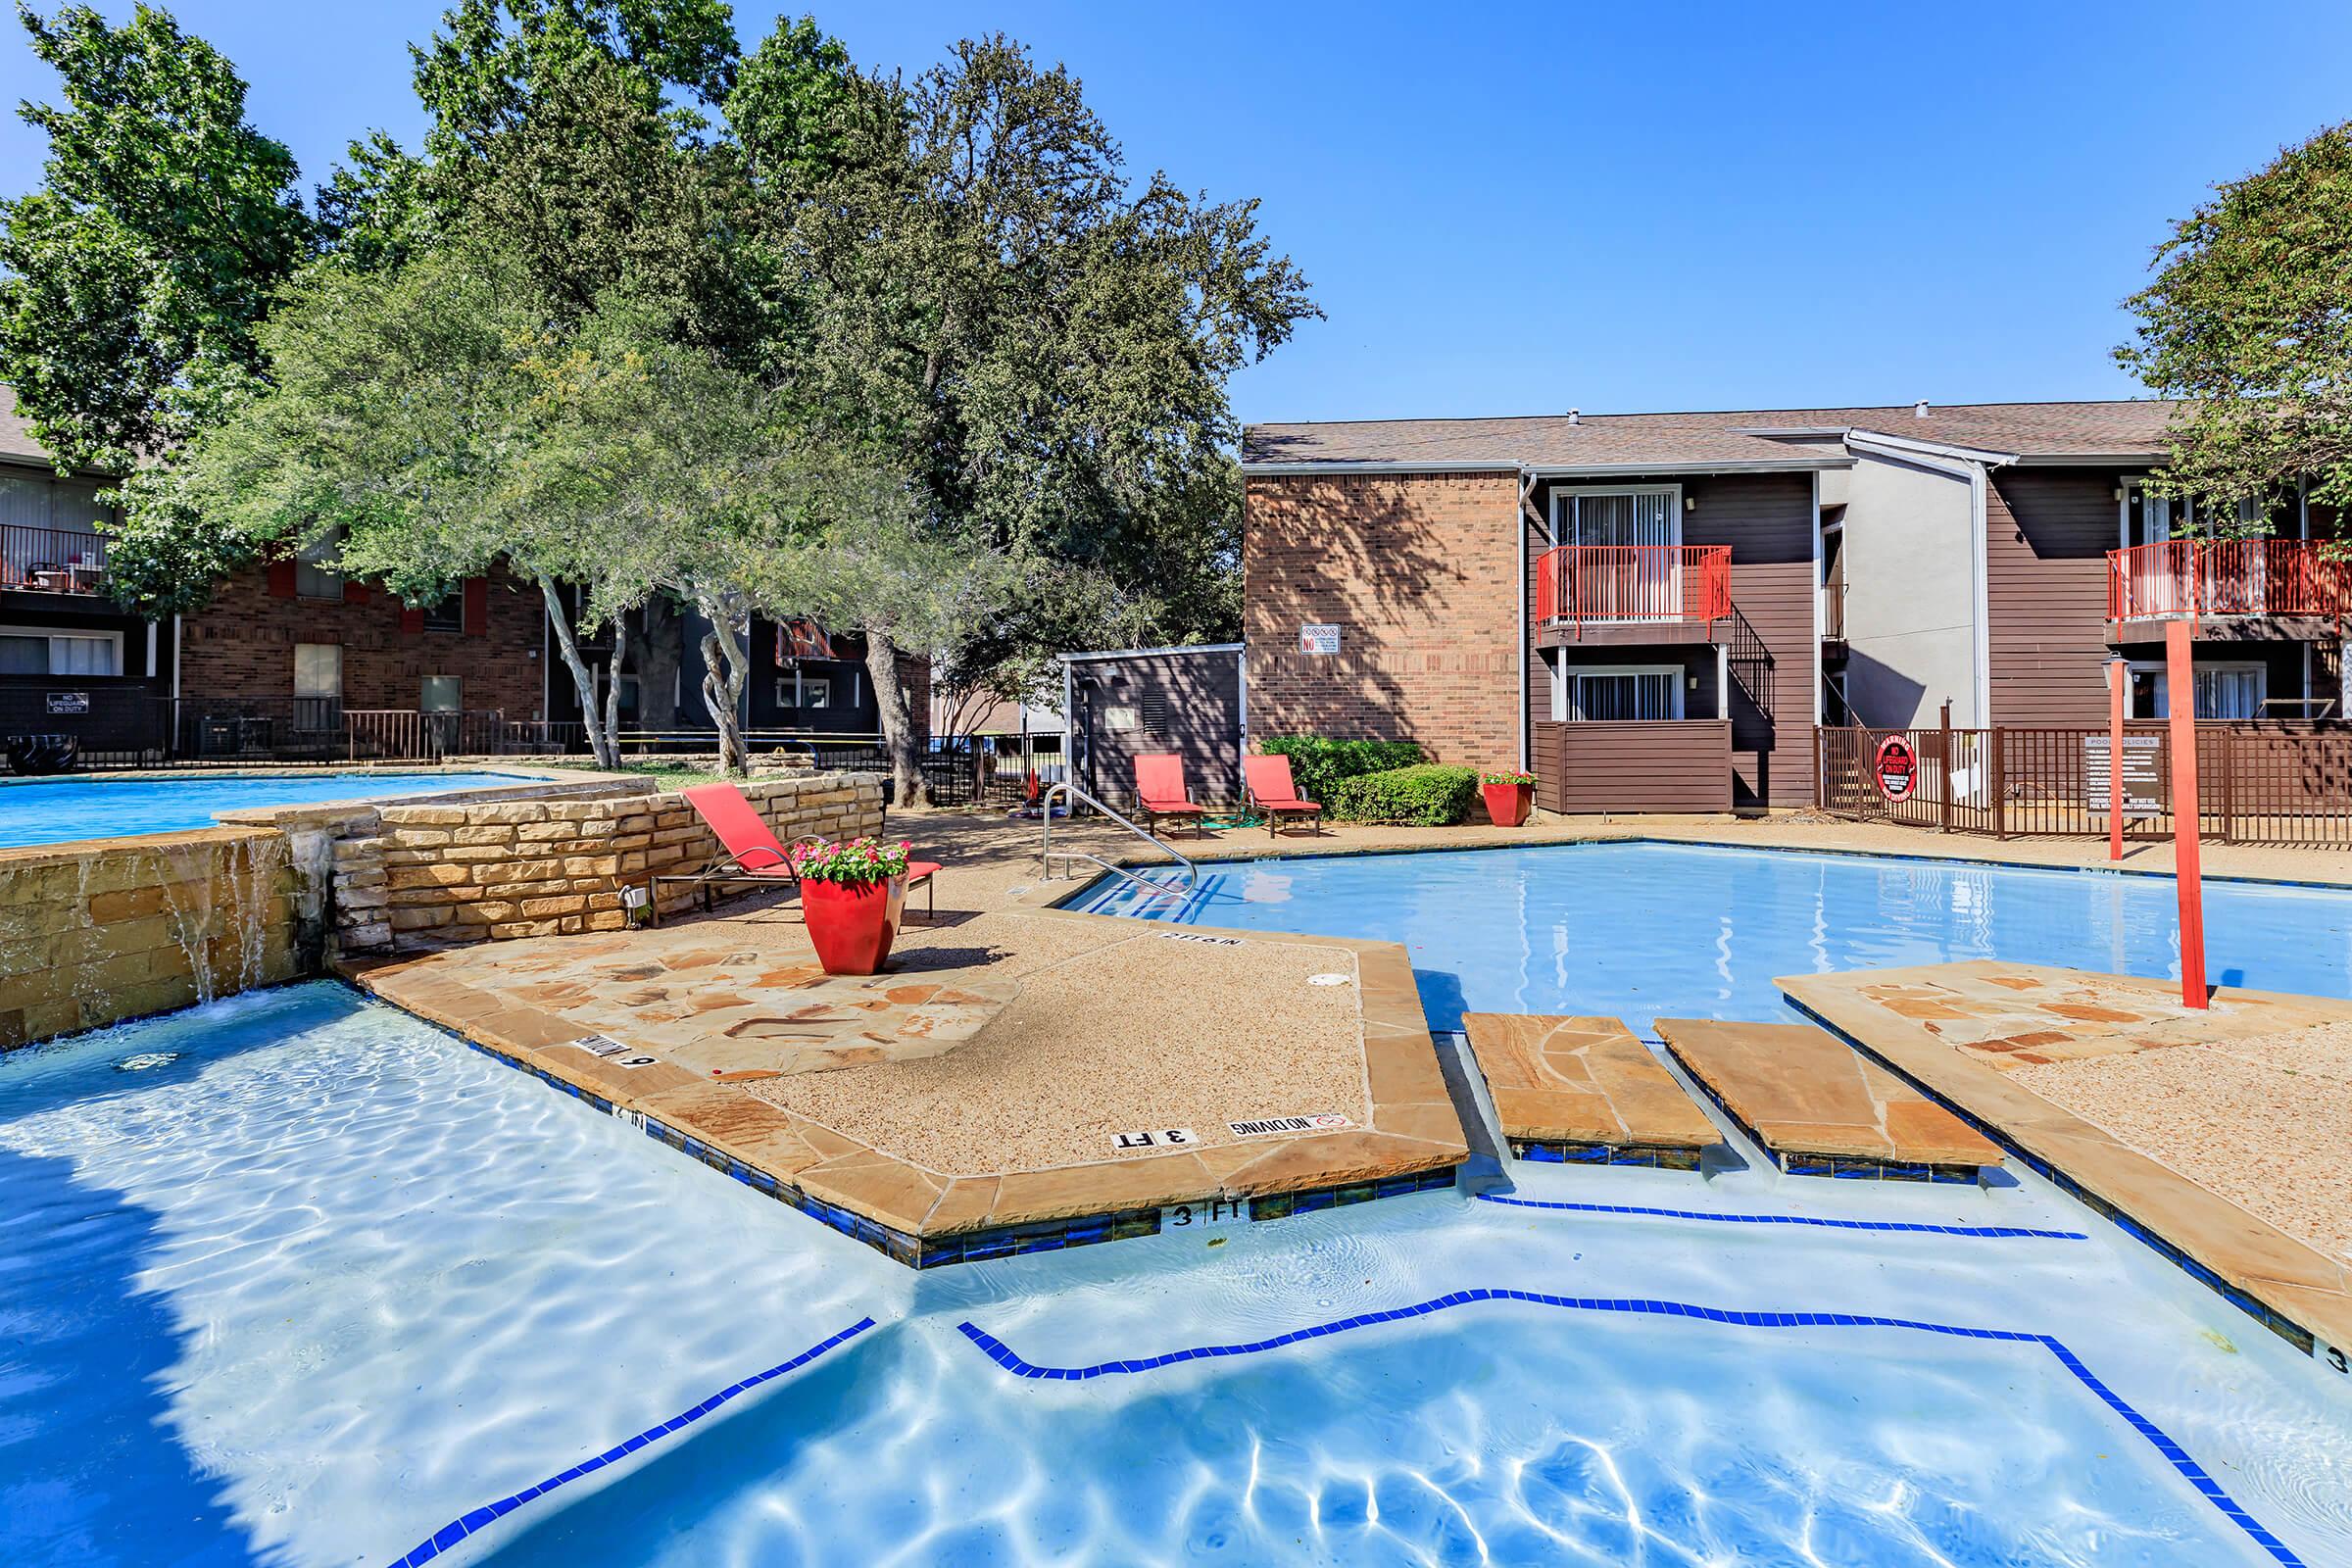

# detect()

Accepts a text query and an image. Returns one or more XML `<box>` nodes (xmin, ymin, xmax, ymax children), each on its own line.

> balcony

<box><xmin>1535</xmin><ymin>544</ymin><xmax>1732</xmax><ymax>634</ymax></box>
<box><xmin>2</xmin><ymin>524</ymin><xmax>106</xmax><ymax>595</ymax></box>
<box><xmin>2107</xmin><ymin>538</ymin><xmax>2349</xmax><ymax>622</ymax></box>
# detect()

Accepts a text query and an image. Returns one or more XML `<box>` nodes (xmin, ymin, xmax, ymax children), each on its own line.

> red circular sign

<box><xmin>1874</xmin><ymin>735</ymin><xmax>1919</xmax><ymax>802</ymax></box>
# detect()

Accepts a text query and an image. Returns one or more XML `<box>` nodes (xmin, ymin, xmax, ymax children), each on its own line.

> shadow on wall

<box><xmin>1838</xmin><ymin>648</ymin><xmax>1931</xmax><ymax>733</ymax></box>
<box><xmin>0</xmin><ymin>1142</ymin><xmax>267</xmax><ymax>1567</ymax></box>
<box><xmin>1246</xmin><ymin>468</ymin><xmax>1485</xmax><ymax>759</ymax></box>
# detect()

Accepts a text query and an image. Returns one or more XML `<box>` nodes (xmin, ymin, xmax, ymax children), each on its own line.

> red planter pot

<box><xmin>1483</xmin><ymin>781</ymin><xmax>1534</xmax><ymax>828</ymax></box>
<box><xmin>800</xmin><ymin>874</ymin><xmax>907</xmax><ymax>975</ymax></box>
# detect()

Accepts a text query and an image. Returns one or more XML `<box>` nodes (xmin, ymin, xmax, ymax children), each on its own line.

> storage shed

<box><xmin>1060</xmin><ymin>644</ymin><xmax>1246</xmax><ymax>809</ymax></box>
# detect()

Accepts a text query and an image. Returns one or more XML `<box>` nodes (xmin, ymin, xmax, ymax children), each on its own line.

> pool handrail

<box><xmin>1038</xmin><ymin>780</ymin><xmax>1200</xmax><ymax>896</ymax></box>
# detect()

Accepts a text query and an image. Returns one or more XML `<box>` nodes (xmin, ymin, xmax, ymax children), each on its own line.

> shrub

<box><xmin>1256</xmin><ymin>736</ymin><xmax>1424</xmax><ymax>806</ymax></box>
<box><xmin>1328</xmin><ymin>763</ymin><xmax>1481</xmax><ymax>826</ymax></box>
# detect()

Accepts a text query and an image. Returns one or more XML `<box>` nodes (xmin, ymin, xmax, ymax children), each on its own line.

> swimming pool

<box><xmin>0</xmin><ymin>771</ymin><xmax>537</xmax><ymax>849</ymax></box>
<box><xmin>3</xmin><ymin>985</ymin><xmax>2347</xmax><ymax>1566</ymax></box>
<box><xmin>1073</xmin><ymin>840</ymin><xmax>2352</xmax><ymax>1031</ymax></box>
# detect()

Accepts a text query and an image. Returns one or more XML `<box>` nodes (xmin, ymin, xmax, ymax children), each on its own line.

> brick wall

<box><xmin>0</xmin><ymin>828</ymin><xmax>299</xmax><ymax>1049</ymax></box>
<box><xmin>335</xmin><ymin>773</ymin><xmax>887</xmax><ymax>952</ymax></box>
<box><xmin>1245</xmin><ymin>470</ymin><xmax>1523</xmax><ymax>765</ymax></box>
<box><xmin>179</xmin><ymin>565</ymin><xmax>546</xmax><ymax>717</ymax></box>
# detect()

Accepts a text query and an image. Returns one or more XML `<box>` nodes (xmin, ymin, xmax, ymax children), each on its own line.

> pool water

<box><xmin>4</xmin><ymin>985</ymin><xmax>2348</xmax><ymax>1566</ymax></box>
<box><xmin>0</xmin><ymin>771</ymin><xmax>534</xmax><ymax>849</ymax></box>
<box><xmin>1073</xmin><ymin>840</ymin><xmax>2352</xmax><ymax>1031</ymax></box>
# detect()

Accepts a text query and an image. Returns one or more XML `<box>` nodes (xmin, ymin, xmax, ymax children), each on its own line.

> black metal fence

<box><xmin>1817</xmin><ymin>721</ymin><xmax>2352</xmax><ymax>847</ymax></box>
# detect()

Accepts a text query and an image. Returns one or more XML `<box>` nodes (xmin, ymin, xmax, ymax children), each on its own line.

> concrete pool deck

<box><xmin>1782</xmin><ymin>960</ymin><xmax>2352</xmax><ymax>1359</ymax></box>
<box><xmin>342</xmin><ymin>811</ymin><xmax>1470</xmax><ymax>1265</ymax></box>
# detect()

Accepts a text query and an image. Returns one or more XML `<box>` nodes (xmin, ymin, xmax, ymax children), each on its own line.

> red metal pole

<box><xmin>2166</xmin><ymin>617</ymin><xmax>2208</xmax><ymax>1008</ymax></box>
<box><xmin>2107</xmin><ymin>658</ymin><xmax>2125</xmax><ymax>861</ymax></box>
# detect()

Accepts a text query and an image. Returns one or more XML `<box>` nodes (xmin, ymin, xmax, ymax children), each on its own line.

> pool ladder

<box><xmin>1037</xmin><ymin>781</ymin><xmax>1199</xmax><ymax>902</ymax></box>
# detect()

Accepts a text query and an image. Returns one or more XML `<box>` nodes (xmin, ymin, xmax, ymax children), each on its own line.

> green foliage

<box><xmin>766</xmin><ymin>33</ymin><xmax>1318</xmax><ymax>696</ymax></box>
<box><xmin>411</xmin><ymin>0</ymin><xmax>739</xmax><ymax>162</ymax></box>
<box><xmin>1255</xmin><ymin>737</ymin><xmax>1426</xmax><ymax>808</ymax></box>
<box><xmin>0</xmin><ymin>2</ymin><xmax>313</xmax><ymax>471</ymax></box>
<box><xmin>2117</xmin><ymin>122</ymin><xmax>2352</xmax><ymax>529</ymax></box>
<box><xmin>1326</xmin><ymin>764</ymin><xmax>1480</xmax><ymax>827</ymax></box>
<box><xmin>1480</xmin><ymin>769</ymin><xmax>1535</xmax><ymax>787</ymax></box>
<box><xmin>728</xmin><ymin>14</ymin><xmax>855</xmax><ymax>191</ymax></box>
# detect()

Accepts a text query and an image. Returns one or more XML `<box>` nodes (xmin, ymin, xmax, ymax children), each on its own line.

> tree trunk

<box><xmin>602</xmin><ymin>614</ymin><xmax>628</xmax><ymax>762</ymax></box>
<box><xmin>539</xmin><ymin>575</ymin><xmax>616</xmax><ymax>768</ymax></box>
<box><xmin>637</xmin><ymin>594</ymin><xmax>681</xmax><ymax>728</ymax></box>
<box><xmin>865</xmin><ymin>626</ymin><xmax>928</xmax><ymax>808</ymax></box>
<box><xmin>694</xmin><ymin>599</ymin><xmax>752</xmax><ymax>777</ymax></box>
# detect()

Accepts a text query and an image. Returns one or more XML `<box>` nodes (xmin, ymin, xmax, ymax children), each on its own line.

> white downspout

<box><xmin>1970</xmin><ymin>463</ymin><xmax>1992</xmax><ymax>726</ymax></box>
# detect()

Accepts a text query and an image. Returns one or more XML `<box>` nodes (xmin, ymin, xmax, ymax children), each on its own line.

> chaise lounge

<box><xmin>1244</xmin><ymin>754</ymin><xmax>1323</xmax><ymax>837</ymax></box>
<box><xmin>653</xmin><ymin>782</ymin><xmax>941</xmax><ymax>922</ymax></box>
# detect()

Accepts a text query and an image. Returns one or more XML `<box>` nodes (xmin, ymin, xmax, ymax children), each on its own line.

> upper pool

<box><xmin>1072</xmin><ymin>840</ymin><xmax>2352</xmax><ymax>1031</ymax></box>
<box><xmin>0</xmin><ymin>770</ymin><xmax>539</xmax><ymax>850</ymax></box>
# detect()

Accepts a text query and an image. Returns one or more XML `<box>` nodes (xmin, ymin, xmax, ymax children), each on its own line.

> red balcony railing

<box><xmin>1535</xmin><ymin>544</ymin><xmax>1732</xmax><ymax>627</ymax></box>
<box><xmin>2107</xmin><ymin>539</ymin><xmax>2350</xmax><ymax>621</ymax></box>
<box><xmin>2</xmin><ymin>524</ymin><xmax>107</xmax><ymax>594</ymax></box>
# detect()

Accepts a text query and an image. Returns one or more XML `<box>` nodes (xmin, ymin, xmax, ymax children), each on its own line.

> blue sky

<box><xmin>5</xmin><ymin>1</ymin><xmax>2348</xmax><ymax>425</ymax></box>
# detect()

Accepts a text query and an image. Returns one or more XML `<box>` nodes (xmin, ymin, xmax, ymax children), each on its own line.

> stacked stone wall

<box><xmin>0</xmin><ymin>828</ymin><xmax>299</xmax><ymax>1049</ymax></box>
<box><xmin>333</xmin><ymin>773</ymin><xmax>886</xmax><ymax>953</ymax></box>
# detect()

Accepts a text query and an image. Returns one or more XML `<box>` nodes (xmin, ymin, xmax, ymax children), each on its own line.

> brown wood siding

<box><xmin>1070</xmin><ymin>649</ymin><xmax>1244</xmax><ymax>807</ymax></box>
<box><xmin>1985</xmin><ymin>468</ymin><xmax>2118</xmax><ymax>726</ymax></box>
<box><xmin>1527</xmin><ymin>471</ymin><xmax>1817</xmax><ymax>808</ymax></box>
<box><xmin>1534</xmin><ymin>719</ymin><xmax>1733</xmax><ymax>813</ymax></box>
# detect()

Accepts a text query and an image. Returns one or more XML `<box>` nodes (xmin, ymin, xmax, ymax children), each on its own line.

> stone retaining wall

<box><xmin>333</xmin><ymin>773</ymin><xmax>886</xmax><ymax>954</ymax></box>
<box><xmin>0</xmin><ymin>828</ymin><xmax>300</xmax><ymax>1050</ymax></box>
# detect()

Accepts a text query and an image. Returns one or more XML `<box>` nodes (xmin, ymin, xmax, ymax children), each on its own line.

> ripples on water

<box><xmin>1</xmin><ymin>983</ymin><xmax>2348</xmax><ymax>1567</ymax></box>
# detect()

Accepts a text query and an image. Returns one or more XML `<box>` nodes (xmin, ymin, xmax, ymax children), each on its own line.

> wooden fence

<box><xmin>1816</xmin><ymin>722</ymin><xmax>2352</xmax><ymax>847</ymax></box>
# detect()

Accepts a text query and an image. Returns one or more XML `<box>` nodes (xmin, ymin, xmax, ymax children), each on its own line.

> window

<box><xmin>2129</xmin><ymin>662</ymin><xmax>2265</xmax><ymax>720</ymax></box>
<box><xmin>1559</xmin><ymin>663</ymin><xmax>1684</xmax><ymax>722</ymax></box>
<box><xmin>293</xmin><ymin>643</ymin><xmax>342</xmax><ymax>700</ymax></box>
<box><xmin>0</xmin><ymin>626</ymin><xmax>120</xmax><ymax>676</ymax></box>
<box><xmin>420</xmin><ymin>675</ymin><xmax>462</xmax><ymax>712</ymax></box>
<box><xmin>295</xmin><ymin>533</ymin><xmax>343</xmax><ymax>600</ymax></box>
<box><xmin>421</xmin><ymin>596</ymin><xmax>464</xmax><ymax>633</ymax></box>
<box><xmin>775</xmin><ymin>673</ymin><xmax>832</xmax><ymax>709</ymax></box>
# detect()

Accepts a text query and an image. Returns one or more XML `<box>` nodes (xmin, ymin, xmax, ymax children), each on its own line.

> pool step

<box><xmin>1460</xmin><ymin>1014</ymin><xmax>1720</xmax><ymax>1169</ymax></box>
<box><xmin>1653</xmin><ymin>1018</ymin><xmax>2002</xmax><ymax>1182</ymax></box>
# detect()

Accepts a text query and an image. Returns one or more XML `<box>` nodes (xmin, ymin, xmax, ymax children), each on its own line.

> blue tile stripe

<box><xmin>956</xmin><ymin>1295</ymin><xmax>2302</xmax><ymax>1567</ymax></box>
<box><xmin>381</xmin><ymin>1316</ymin><xmax>879</xmax><ymax>1568</ymax></box>
<box><xmin>1474</xmin><ymin>1193</ymin><xmax>2089</xmax><ymax>1240</ymax></box>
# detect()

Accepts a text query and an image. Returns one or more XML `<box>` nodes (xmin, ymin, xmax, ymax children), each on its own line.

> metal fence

<box><xmin>1817</xmin><ymin>721</ymin><xmax>2352</xmax><ymax>847</ymax></box>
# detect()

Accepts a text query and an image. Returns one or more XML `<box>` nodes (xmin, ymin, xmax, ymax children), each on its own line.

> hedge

<box><xmin>1327</xmin><ymin>763</ymin><xmax>1481</xmax><ymax>826</ymax></box>
<box><xmin>1255</xmin><ymin>736</ymin><xmax>1424</xmax><ymax>807</ymax></box>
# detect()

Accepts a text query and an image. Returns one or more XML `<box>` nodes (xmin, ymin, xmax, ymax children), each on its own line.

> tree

<box><xmin>528</xmin><ymin>303</ymin><xmax>916</xmax><ymax>774</ymax></box>
<box><xmin>172</xmin><ymin>245</ymin><xmax>645</xmax><ymax>766</ymax></box>
<box><xmin>2118</xmin><ymin>122</ymin><xmax>2352</xmax><ymax>533</ymax></box>
<box><xmin>0</xmin><ymin>3</ymin><xmax>313</xmax><ymax>473</ymax></box>
<box><xmin>752</xmin><ymin>34</ymin><xmax>1318</xmax><ymax>803</ymax></box>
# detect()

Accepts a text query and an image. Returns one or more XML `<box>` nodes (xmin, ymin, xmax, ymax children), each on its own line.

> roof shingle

<box><xmin>1243</xmin><ymin>399</ymin><xmax>2184</xmax><ymax>470</ymax></box>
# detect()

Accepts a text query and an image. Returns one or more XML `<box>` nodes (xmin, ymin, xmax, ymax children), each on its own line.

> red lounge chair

<box><xmin>1245</xmin><ymin>754</ymin><xmax>1323</xmax><ymax>838</ymax></box>
<box><xmin>1134</xmin><ymin>753</ymin><xmax>1206</xmax><ymax>838</ymax></box>
<box><xmin>652</xmin><ymin>782</ymin><xmax>940</xmax><ymax>922</ymax></box>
